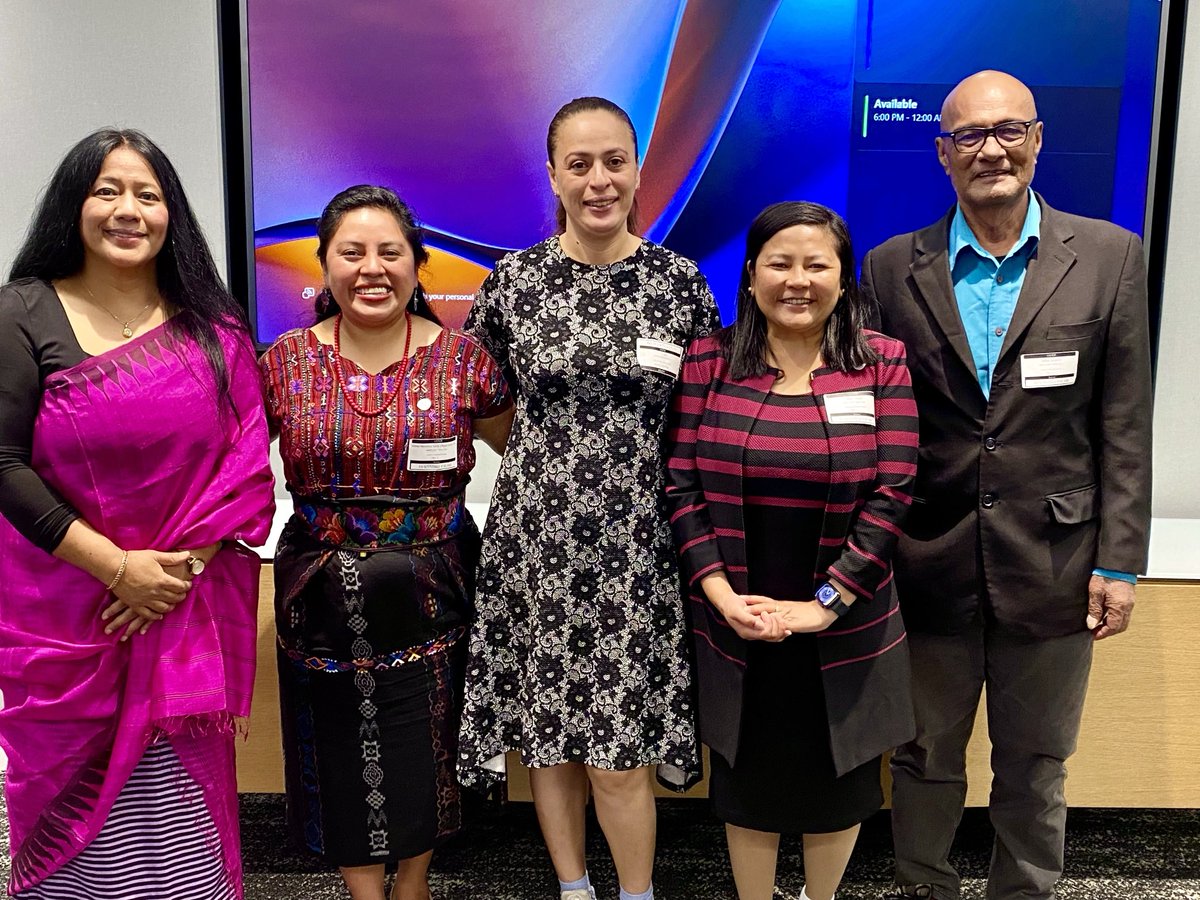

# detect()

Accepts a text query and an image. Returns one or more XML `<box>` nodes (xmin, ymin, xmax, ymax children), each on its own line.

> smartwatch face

<box><xmin>816</xmin><ymin>583</ymin><xmax>839</xmax><ymax>606</ymax></box>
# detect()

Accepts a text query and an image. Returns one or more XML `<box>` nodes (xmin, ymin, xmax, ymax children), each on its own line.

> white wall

<box><xmin>0</xmin><ymin>0</ymin><xmax>227</xmax><ymax>279</ymax></box>
<box><xmin>1152</xmin><ymin>0</ymin><xmax>1200</xmax><ymax>521</ymax></box>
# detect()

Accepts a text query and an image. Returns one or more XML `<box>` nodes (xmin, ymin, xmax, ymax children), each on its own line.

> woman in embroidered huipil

<box><xmin>260</xmin><ymin>186</ymin><xmax>512</xmax><ymax>900</ymax></box>
<box><xmin>0</xmin><ymin>129</ymin><xmax>274</xmax><ymax>899</ymax></box>
<box><xmin>664</xmin><ymin>202</ymin><xmax>919</xmax><ymax>900</ymax></box>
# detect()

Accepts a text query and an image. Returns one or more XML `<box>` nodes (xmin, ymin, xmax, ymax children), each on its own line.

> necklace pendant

<box><xmin>121</xmin><ymin>325</ymin><xmax>133</xmax><ymax>338</ymax></box>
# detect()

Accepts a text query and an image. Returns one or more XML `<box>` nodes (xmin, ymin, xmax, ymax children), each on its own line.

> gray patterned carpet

<box><xmin>2</xmin><ymin>791</ymin><xmax>1198</xmax><ymax>898</ymax></box>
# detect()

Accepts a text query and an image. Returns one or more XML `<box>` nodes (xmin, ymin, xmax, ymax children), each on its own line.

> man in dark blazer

<box><xmin>861</xmin><ymin>70</ymin><xmax>1153</xmax><ymax>900</ymax></box>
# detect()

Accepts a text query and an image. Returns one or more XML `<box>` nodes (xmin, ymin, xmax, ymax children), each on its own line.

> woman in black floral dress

<box><xmin>457</xmin><ymin>97</ymin><xmax>720</xmax><ymax>900</ymax></box>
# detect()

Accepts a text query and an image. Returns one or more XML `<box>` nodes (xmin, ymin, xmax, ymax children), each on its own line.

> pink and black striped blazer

<box><xmin>664</xmin><ymin>329</ymin><xmax>919</xmax><ymax>775</ymax></box>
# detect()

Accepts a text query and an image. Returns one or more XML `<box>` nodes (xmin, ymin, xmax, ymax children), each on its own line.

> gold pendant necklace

<box><xmin>81</xmin><ymin>281</ymin><xmax>154</xmax><ymax>338</ymax></box>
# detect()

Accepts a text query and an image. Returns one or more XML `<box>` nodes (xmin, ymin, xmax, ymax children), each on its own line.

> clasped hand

<box><xmin>717</xmin><ymin>594</ymin><xmax>837</xmax><ymax>642</ymax></box>
<box><xmin>101</xmin><ymin>549</ymin><xmax>194</xmax><ymax>641</ymax></box>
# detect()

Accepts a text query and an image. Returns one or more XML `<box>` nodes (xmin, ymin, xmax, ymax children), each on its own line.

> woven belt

<box><xmin>292</xmin><ymin>493</ymin><xmax>467</xmax><ymax>549</ymax></box>
<box><xmin>281</xmin><ymin>625</ymin><xmax>466</xmax><ymax>673</ymax></box>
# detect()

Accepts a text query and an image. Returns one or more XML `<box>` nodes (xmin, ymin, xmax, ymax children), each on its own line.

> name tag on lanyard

<box><xmin>822</xmin><ymin>390</ymin><xmax>875</xmax><ymax>426</ymax></box>
<box><xmin>406</xmin><ymin>436</ymin><xmax>458</xmax><ymax>472</ymax></box>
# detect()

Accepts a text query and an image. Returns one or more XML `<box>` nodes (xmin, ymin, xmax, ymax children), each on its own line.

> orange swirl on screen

<box><xmin>256</xmin><ymin>238</ymin><xmax>489</xmax><ymax>331</ymax></box>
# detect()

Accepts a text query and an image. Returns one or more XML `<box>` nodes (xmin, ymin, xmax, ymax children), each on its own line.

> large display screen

<box><xmin>239</xmin><ymin>0</ymin><xmax>1165</xmax><ymax>344</ymax></box>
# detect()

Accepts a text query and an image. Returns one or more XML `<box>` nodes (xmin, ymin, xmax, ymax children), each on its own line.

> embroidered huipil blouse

<box><xmin>261</xmin><ymin>327</ymin><xmax>509</xmax><ymax>516</ymax></box>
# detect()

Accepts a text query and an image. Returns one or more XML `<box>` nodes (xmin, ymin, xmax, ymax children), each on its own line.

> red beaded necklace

<box><xmin>332</xmin><ymin>311</ymin><xmax>411</xmax><ymax>417</ymax></box>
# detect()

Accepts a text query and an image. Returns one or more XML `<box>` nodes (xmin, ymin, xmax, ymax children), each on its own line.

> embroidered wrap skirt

<box><xmin>274</xmin><ymin>493</ymin><xmax>476</xmax><ymax>866</ymax></box>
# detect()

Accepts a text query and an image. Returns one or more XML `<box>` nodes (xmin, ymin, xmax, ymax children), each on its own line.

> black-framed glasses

<box><xmin>938</xmin><ymin>119</ymin><xmax>1040</xmax><ymax>153</ymax></box>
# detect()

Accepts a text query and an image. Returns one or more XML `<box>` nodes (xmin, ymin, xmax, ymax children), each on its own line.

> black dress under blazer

<box><xmin>664</xmin><ymin>330</ymin><xmax>919</xmax><ymax>776</ymax></box>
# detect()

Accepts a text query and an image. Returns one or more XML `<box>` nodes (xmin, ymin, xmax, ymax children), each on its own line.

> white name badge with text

<box><xmin>823</xmin><ymin>390</ymin><xmax>875</xmax><ymax>426</ymax></box>
<box><xmin>1021</xmin><ymin>351</ymin><xmax>1079</xmax><ymax>389</ymax></box>
<box><xmin>406</xmin><ymin>436</ymin><xmax>459</xmax><ymax>472</ymax></box>
<box><xmin>636</xmin><ymin>338</ymin><xmax>685</xmax><ymax>378</ymax></box>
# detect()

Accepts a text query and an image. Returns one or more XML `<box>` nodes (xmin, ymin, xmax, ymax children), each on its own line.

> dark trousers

<box><xmin>889</xmin><ymin>622</ymin><xmax>1093</xmax><ymax>900</ymax></box>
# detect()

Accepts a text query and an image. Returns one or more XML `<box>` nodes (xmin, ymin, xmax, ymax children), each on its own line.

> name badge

<box><xmin>1021</xmin><ymin>351</ymin><xmax>1079</xmax><ymax>389</ymax></box>
<box><xmin>636</xmin><ymin>338</ymin><xmax>685</xmax><ymax>378</ymax></box>
<box><xmin>823</xmin><ymin>390</ymin><xmax>875</xmax><ymax>426</ymax></box>
<box><xmin>406</xmin><ymin>436</ymin><xmax>458</xmax><ymax>472</ymax></box>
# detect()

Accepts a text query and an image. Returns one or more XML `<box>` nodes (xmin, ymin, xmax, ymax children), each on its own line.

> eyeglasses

<box><xmin>938</xmin><ymin>119</ymin><xmax>1040</xmax><ymax>153</ymax></box>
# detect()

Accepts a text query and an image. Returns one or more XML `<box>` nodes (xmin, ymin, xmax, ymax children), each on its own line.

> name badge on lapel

<box><xmin>823</xmin><ymin>390</ymin><xmax>875</xmax><ymax>426</ymax></box>
<box><xmin>406</xmin><ymin>436</ymin><xmax>458</xmax><ymax>472</ymax></box>
<box><xmin>1020</xmin><ymin>351</ymin><xmax>1079</xmax><ymax>389</ymax></box>
<box><xmin>636</xmin><ymin>338</ymin><xmax>685</xmax><ymax>378</ymax></box>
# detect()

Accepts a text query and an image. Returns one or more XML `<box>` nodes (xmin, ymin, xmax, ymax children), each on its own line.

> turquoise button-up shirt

<box><xmin>949</xmin><ymin>190</ymin><xmax>1041</xmax><ymax>398</ymax></box>
<box><xmin>949</xmin><ymin>192</ymin><xmax>1135</xmax><ymax>585</ymax></box>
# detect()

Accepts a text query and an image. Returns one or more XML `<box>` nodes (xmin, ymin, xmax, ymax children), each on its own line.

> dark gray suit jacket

<box><xmin>861</xmin><ymin>195</ymin><xmax>1152</xmax><ymax>638</ymax></box>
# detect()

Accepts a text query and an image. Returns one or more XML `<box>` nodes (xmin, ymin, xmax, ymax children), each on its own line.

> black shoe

<box><xmin>882</xmin><ymin>887</ymin><xmax>934</xmax><ymax>899</ymax></box>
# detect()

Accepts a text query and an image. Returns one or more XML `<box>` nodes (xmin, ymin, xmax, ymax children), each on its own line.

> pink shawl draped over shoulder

<box><xmin>0</xmin><ymin>322</ymin><xmax>275</xmax><ymax>893</ymax></box>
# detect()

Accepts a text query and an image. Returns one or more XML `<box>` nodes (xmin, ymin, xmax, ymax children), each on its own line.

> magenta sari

<box><xmin>0</xmin><ymin>323</ymin><xmax>274</xmax><ymax>896</ymax></box>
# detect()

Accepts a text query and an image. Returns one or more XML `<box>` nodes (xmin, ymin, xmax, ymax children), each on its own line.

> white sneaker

<box><xmin>560</xmin><ymin>889</ymin><xmax>596</xmax><ymax>900</ymax></box>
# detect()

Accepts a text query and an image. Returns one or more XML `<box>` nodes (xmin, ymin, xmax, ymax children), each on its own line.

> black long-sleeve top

<box><xmin>0</xmin><ymin>279</ymin><xmax>89</xmax><ymax>551</ymax></box>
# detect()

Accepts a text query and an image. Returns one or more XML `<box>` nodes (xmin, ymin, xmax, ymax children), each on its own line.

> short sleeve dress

<box><xmin>457</xmin><ymin>237</ymin><xmax>721</xmax><ymax>790</ymax></box>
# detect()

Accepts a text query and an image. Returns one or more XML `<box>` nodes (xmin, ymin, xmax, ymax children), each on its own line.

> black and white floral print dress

<box><xmin>457</xmin><ymin>237</ymin><xmax>720</xmax><ymax>790</ymax></box>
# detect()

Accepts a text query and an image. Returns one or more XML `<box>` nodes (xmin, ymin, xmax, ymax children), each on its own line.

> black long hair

<box><xmin>312</xmin><ymin>185</ymin><xmax>440</xmax><ymax>325</ymax></box>
<box><xmin>8</xmin><ymin>128</ymin><xmax>247</xmax><ymax>400</ymax></box>
<box><xmin>721</xmin><ymin>201</ymin><xmax>877</xmax><ymax>379</ymax></box>
<box><xmin>546</xmin><ymin>96</ymin><xmax>640</xmax><ymax>236</ymax></box>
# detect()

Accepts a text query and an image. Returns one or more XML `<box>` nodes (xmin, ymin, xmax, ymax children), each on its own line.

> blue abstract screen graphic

<box><xmin>242</xmin><ymin>0</ymin><xmax>1164</xmax><ymax>342</ymax></box>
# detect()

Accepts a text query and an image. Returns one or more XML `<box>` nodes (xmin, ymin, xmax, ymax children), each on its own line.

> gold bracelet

<box><xmin>107</xmin><ymin>551</ymin><xmax>129</xmax><ymax>592</ymax></box>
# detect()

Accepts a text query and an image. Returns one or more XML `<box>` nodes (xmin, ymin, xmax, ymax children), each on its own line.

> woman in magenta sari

<box><xmin>0</xmin><ymin>129</ymin><xmax>274</xmax><ymax>899</ymax></box>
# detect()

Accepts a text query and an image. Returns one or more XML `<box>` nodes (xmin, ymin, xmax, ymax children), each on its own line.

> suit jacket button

<box><xmin>984</xmin><ymin>437</ymin><xmax>998</xmax><ymax>450</ymax></box>
<box><xmin>981</xmin><ymin>492</ymin><xmax>996</xmax><ymax>508</ymax></box>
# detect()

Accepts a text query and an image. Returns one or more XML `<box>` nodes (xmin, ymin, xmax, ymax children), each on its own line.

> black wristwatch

<box><xmin>815</xmin><ymin>582</ymin><xmax>850</xmax><ymax>617</ymax></box>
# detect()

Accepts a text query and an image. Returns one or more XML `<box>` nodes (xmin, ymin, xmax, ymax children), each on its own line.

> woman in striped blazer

<box><xmin>664</xmin><ymin>202</ymin><xmax>919</xmax><ymax>900</ymax></box>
